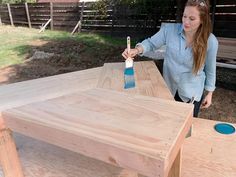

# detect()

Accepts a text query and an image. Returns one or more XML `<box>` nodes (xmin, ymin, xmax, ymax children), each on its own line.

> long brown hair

<box><xmin>185</xmin><ymin>0</ymin><xmax>212</xmax><ymax>74</ymax></box>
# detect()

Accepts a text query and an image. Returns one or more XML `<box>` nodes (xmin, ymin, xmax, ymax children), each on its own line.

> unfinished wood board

<box><xmin>167</xmin><ymin>149</ymin><xmax>181</xmax><ymax>177</ymax></box>
<box><xmin>217</xmin><ymin>37</ymin><xmax>236</xmax><ymax>60</ymax></box>
<box><xmin>1</xmin><ymin>118</ymin><xmax>235</xmax><ymax>177</ymax></box>
<box><xmin>182</xmin><ymin>118</ymin><xmax>236</xmax><ymax>177</ymax></box>
<box><xmin>0</xmin><ymin>133</ymin><xmax>139</xmax><ymax>177</ymax></box>
<box><xmin>0</xmin><ymin>67</ymin><xmax>101</xmax><ymax>111</ymax></box>
<box><xmin>97</xmin><ymin>61</ymin><xmax>173</xmax><ymax>100</ymax></box>
<box><xmin>2</xmin><ymin>88</ymin><xmax>193</xmax><ymax>177</ymax></box>
<box><xmin>0</xmin><ymin>129</ymin><xmax>24</xmax><ymax>177</ymax></box>
<box><xmin>0</xmin><ymin>133</ymin><xmax>123</xmax><ymax>177</ymax></box>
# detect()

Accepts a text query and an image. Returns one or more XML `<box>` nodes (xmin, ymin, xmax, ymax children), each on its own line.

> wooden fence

<box><xmin>0</xmin><ymin>1</ymin><xmax>235</xmax><ymax>38</ymax></box>
<box><xmin>213</xmin><ymin>0</ymin><xmax>236</xmax><ymax>37</ymax></box>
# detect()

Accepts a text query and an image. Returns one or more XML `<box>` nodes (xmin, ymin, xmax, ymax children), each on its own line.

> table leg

<box><xmin>118</xmin><ymin>169</ymin><xmax>139</xmax><ymax>177</ymax></box>
<box><xmin>0</xmin><ymin>116</ymin><xmax>24</xmax><ymax>177</ymax></box>
<box><xmin>167</xmin><ymin>148</ymin><xmax>182</xmax><ymax>177</ymax></box>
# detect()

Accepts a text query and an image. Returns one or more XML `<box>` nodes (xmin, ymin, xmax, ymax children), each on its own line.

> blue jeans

<box><xmin>174</xmin><ymin>91</ymin><xmax>203</xmax><ymax>117</ymax></box>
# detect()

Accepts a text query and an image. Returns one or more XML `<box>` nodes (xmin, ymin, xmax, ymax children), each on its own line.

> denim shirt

<box><xmin>138</xmin><ymin>23</ymin><xmax>218</xmax><ymax>102</ymax></box>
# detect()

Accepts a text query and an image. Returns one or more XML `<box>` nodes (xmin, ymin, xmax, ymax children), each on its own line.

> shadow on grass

<box><xmin>0</xmin><ymin>36</ymin><xmax>128</xmax><ymax>85</ymax></box>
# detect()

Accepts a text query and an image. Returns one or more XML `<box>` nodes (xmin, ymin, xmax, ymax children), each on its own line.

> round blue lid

<box><xmin>214</xmin><ymin>123</ymin><xmax>235</xmax><ymax>135</ymax></box>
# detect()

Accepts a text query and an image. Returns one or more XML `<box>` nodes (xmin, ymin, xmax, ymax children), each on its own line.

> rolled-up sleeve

<box><xmin>136</xmin><ymin>23</ymin><xmax>167</xmax><ymax>55</ymax></box>
<box><xmin>204</xmin><ymin>34</ymin><xmax>218</xmax><ymax>92</ymax></box>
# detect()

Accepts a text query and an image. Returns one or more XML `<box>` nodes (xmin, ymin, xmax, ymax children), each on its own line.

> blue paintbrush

<box><xmin>124</xmin><ymin>36</ymin><xmax>135</xmax><ymax>89</ymax></box>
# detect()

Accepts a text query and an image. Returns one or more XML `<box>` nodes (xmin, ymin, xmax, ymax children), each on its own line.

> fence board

<box><xmin>214</xmin><ymin>29</ymin><xmax>236</xmax><ymax>38</ymax></box>
<box><xmin>53</xmin><ymin>3</ymin><xmax>79</xmax><ymax>8</ymax></box>
<box><xmin>0</xmin><ymin>2</ymin><xmax>235</xmax><ymax>38</ymax></box>
<box><xmin>215</xmin><ymin>15</ymin><xmax>236</xmax><ymax>21</ymax></box>
<box><xmin>214</xmin><ymin>21</ymin><xmax>236</xmax><ymax>30</ymax></box>
<box><xmin>216</xmin><ymin>6</ymin><xmax>236</xmax><ymax>13</ymax></box>
<box><xmin>216</xmin><ymin>0</ymin><xmax>236</xmax><ymax>5</ymax></box>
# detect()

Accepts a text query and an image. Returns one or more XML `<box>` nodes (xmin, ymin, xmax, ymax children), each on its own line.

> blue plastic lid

<box><xmin>214</xmin><ymin>123</ymin><xmax>235</xmax><ymax>135</ymax></box>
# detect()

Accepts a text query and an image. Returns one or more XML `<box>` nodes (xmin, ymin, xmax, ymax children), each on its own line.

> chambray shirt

<box><xmin>138</xmin><ymin>23</ymin><xmax>218</xmax><ymax>102</ymax></box>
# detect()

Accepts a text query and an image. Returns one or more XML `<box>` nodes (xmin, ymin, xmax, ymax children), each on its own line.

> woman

<box><xmin>122</xmin><ymin>0</ymin><xmax>218</xmax><ymax>117</ymax></box>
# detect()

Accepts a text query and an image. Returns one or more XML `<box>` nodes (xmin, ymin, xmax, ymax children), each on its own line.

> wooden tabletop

<box><xmin>0</xmin><ymin>67</ymin><xmax>102</xmax><ymax>111</ymax></box>
<box><xmin>97</xmin><ymin>61</ymin><xmax>173</xmax><ymax>100</ymax></box>
<box><xmin>3</xmin><ymin>118</ymin><xmax>234</xmax><ymax>177</ymax></box>
<box><xmin>2</xmin><ymin>88</ymin><xmax>193</xmax><ymax>177</ymax></box>
<box><xmin>0</xmin><ymin>61</ymin><xmax>193</xmax><ymax>177</ymax></box>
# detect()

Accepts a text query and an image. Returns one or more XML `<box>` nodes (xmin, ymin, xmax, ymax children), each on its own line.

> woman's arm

<box><xmin>122</xmin><ymin>23</ymin><xmax>169</xmax><ymax>60</ymax></box>
<box><xmin>202</xmin><ymin>34</ymin><xmax>218</xmax><ymax>108</ymax></box>
<box><xmin>201</xmin><ymin>91</ymin><xmax>213</xmax><ymax>108</ymax></box>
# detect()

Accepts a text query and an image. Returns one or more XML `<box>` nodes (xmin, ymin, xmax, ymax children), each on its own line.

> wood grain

<box><xmin>218</xmin><ymin>37</ymin><xmax>236</xmax><ymax>60</ymax></box>
<box><xmin>1</xmin><ymin>133</ymin><xmax>123</xmax><ymax>177</ymax></box>
<box><xmin>0</xmin><ymin>61</ymin><xmax>192</xmax><ymax>177</ymax></box>
<box><xmin>167</xmin><ymin>148</ymin><xmax>181</xmax><ymax>177</ymax></box>
<box><xmin>0</xmin><ymin>129</ymin><xmax>24</xmax><ymax>177</ymax></box>
<box><xmin>2</xmin><ymin>88</ymin><xmax>193</xmax><ymax>177</ymax></box>
<box><xmin>182</xmin><ymin>118</ymin><xmax>236</xmax><ymax>177</ymax></box>
<box><xmin>97</xmin><ymin>61</ymin><xmax>173</xmax><ymax>100</ymax></box>
<box><xmin>1</xmin><ymin>119</ymin><xmax>234</xmax><ymax>177</ymax></box>
<box><xmin>0</xmin><ymin>67</ymin><xmax>101</xmax><ymax>111</ymax></box>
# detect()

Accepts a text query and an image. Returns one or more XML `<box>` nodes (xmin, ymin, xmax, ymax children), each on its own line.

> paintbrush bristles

<box><xmin>124</xmin><ymin>36</ymin><xmax>135</xmax><ymax>89</ymax></box>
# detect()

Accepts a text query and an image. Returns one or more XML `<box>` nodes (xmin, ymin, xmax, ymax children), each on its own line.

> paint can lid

<box><xmin>214</xmin><ymin>123</ymin><xmax>235</xmax><ymax>135</ymax></box>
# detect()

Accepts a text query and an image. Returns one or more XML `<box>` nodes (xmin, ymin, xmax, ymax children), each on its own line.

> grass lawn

<box><xmin>0</xmin><ymin>25</ymin><xmax>126</xmax><ymax>69</ymax></box>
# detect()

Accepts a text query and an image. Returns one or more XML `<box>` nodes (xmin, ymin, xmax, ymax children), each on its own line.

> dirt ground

<box><xmin>0</xmin><ymin>39</ymin><xmax>235</xmax><ymax>123</ymax></box>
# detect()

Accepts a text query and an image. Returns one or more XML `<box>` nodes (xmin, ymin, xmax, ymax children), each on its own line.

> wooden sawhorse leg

<box><xmin>168</xmin><ymin>148</ymin><xmax>182</xmax><ymax>177</ymax></box>
<box><xmin>0</xmin><ymin>116</ymin><xmax>24</xmax><ymax>177</ymax></box>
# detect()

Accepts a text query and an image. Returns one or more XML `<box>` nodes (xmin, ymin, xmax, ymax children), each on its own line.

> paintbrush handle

<box><xmin>127</xmin><ymin>36</ymin><xmax>130</xmax><ymax>54</ymax></box>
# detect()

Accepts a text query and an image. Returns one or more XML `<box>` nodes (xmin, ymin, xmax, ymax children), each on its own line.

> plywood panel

<box><xmin>0</xmin><ymin>67</ymin><xmax>101</xmax><ymax>111</ymax></box>
<box><xmin>182</xmin><ymin>118</ymin><xmax>236</xmax><ymax>177</ymax></box>
<box><xmin>2</xmin><ymin>88</ymin><xmax>193</xmax><ymax>177</ymax></box>
<box><xmin>1</xmin><ymin>118</ymin><xmax>234</xmax><ymax>177</ymax></box>
<box><xmin>0</xmin><ymin>133</ymin><xmax>124</xmax><ymax>177</ymax></box>
<box><xmin>97</xmin><ymin>61</ymin><xmax>173</xmax><ymax>100</ymax></box>
<box><xmin>0</xmin><ymin>129</ymin><xmax>24</xmax><ymax>177</ymax></box>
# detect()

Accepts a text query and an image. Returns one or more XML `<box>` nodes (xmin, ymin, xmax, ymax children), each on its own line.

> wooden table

<box><xmin>0</xmin><ymin>61</ymin><xmax>193</xmax><ymax>177</ymax></box>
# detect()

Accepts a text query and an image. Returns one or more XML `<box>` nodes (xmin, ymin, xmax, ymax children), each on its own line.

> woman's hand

<box><xmin>122</xmin><ymin>46</ymin><xmax>143</xmax><ymax>60</ymax></box>
<box><xmin>201</xmin><ymin>91</ymin><xmax>213</xmax><ymax>109</ymax></box>
<box><xmin>122</xmin><ymin>48</ymin><xmax>139</xmax><ymax>59</ymax></box>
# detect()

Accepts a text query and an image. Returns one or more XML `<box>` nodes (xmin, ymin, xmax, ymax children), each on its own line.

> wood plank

<box><xmin>0</xmin><ymin>119</ymin><xmax>24</xmax><ymax>177</ymax></box>
<box><xmin>0</xmin><ymin>133</ymin><xmax>121</xmax><ymax>177</ymax></box>
<box><xmin>2</xmin><ymin>88</ymin><xmax>193</xmax><ymax>177</ymax></box>
<box><xmin>217</xmin><ymin>37</ymin><xmax>236</xmax><ymax>60</ymax></box>
<box><xmin>7</xmin><ymin>4</ymin><xmax>14</xmax><ymax>26</ymax></box>
<box><xmin>182</xmin><ymin>118</ymin><xmax>236</xmax><ymax>177</ymax></box>
<box><xmin>168</xmin><ymin>148</ymin><xmax>181</xmax><ymax>177</ymax></box>
<box><xmin>0</xmin><ymin>118</ymin><xmax>235</xmax><ymax>177</ymax></box>
<box><xmin>39</xmin><ymin>18</ymin><xmax>52</xmax><ymax>33</ymax></box>
<box><xmin>97</xmin><ymin>61</ymin><xmax>173</xmax><ymax>100</ymax></box>
<box><xmin>216</xmin><ymin>0</ymin><xmax>236</xmax><ymax>5</ymax></box>
<box><xmin>218</xmin><ymin>37</ymin><xmax>236</xmax><ymax>45</ymax></box>
<box><xmin>50</xmin><ymin>2</ymin><xmax>53</xmax><ymax>30</ymax></box>
<box><xmin>0</xmin><ymin>67</ymin><xmax>101</xmax><ymax>111</ymax></box>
